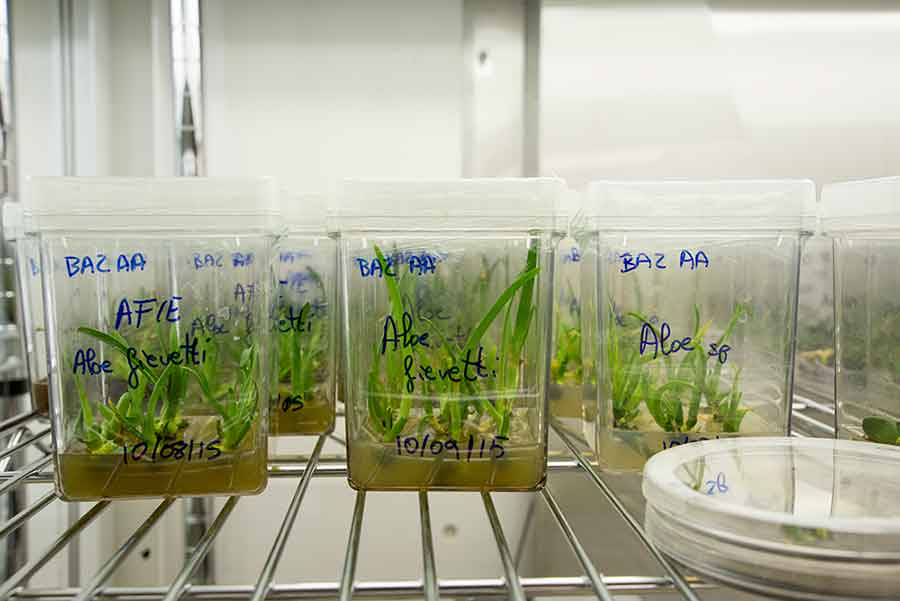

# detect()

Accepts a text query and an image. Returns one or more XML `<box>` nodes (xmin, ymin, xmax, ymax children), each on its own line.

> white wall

<box><xmin>541</xmin><ymin>1</ymin><xmax>900</xmax><ymax>186</ymax></box>
<box><xmin>203</xmin><ymin>0</ymin><xmax>465</xmax><ymax>191</ymax></box>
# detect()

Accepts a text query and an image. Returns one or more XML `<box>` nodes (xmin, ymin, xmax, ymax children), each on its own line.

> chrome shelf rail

<box><xmin>0</xmin><ymin>396</ymin><xmax>837</xmax><ymax>600</ymax></box>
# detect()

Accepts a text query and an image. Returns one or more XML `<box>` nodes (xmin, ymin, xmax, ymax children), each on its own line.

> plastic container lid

<box><xmin>2</xmin><ymin>200</ymin><xmax>24</xmax><ymax>241</ymax></box>
<box><xmin>333</xmin><ymin>178</ymin><xmax>564</xmax><ymax>232</ymax></box>
<box><xmin>24</xmin><ymin>177</ymin><xmax>277</xmax><ymax>233</ymax></box>
<box><xmin>279</xmin><ymin>188</ymin><xmax>330</xmax><ymax>234</ymax></box>
<box><xmin>821</xmin><ymin>176</ymin><xmax>900</xmax><ymax>233</ymax></box>
<box><xmin>585</xmin><ymin>179</ymin><xmax>816</xmax><ymax>232</ymax></box>
<box><xmin>643</xmin><ymin>437</ymin><xmax>900</xmax><ymax>600</ymax></box>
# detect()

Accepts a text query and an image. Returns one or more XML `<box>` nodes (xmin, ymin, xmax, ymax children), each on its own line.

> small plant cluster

<box><xmin>551</xmin><ymin>284</ymin><xmax>582</xmax><ymax>386</ymax></box>
<box><xmin>273</xmin><ymin>267</ymin><xmax>328</xmax><ymax>409</ymax></box>
<box><xmin>607</xmin><ymin>303</ymin><xmax>748</xmax><ymax>434</ymax></box>
<box><xmin>75</xmin><ymin>322</ymin><xmax>259</xmax><ymax>457</ymax></box>
<box><xmin>862</xmin><ymin>416</ymin><xmax>900</xmax><ymax>446</ymax></box>
<box><xmin>366</xmin><ymin>243</ymin><xmax>540</xmax><ymax>444</ymax></box>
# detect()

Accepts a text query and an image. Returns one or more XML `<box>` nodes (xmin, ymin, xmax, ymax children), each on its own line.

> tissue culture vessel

<box><xmin>339</xmin><ymin>179</ymin><xmax>562</xmax><ymax>491</ymax></box>
<box><xmin>269</xmin><ymin>245</ymin><xmax>336</xmax><ymax>437</ymax></box>
<box><xmin>28</xmin><ymin>177</ymin><xmax>273</xmax><ymax>500</ymax></box>
<box><xmin>584</xmin><ymin>180</ymin><xmax>814</xmax><ymax>470</ymax></box>
<box><xmin>824</xmin><ymin>178</ymin><xmax>900</xmax><ymax>448</ymax></box>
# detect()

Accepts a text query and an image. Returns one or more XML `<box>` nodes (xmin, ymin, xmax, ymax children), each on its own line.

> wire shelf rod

<box><xmin>541</xmin><ymin>486</ymin><xmax>614</xmax><ymax>601</ymax></box>
<box><xmin>481</xmin><ymin>491</ymin><xmax>526</xmax><ymax>601</ymax></box>
<box><xmin>74</xmin><ymin>498</ymin><xmax>176</xmax><ymax>601</ymax></box>
<box><xmin>0</xmin><ymin>501</ymin><xmax>111</xmax><ymax>600</ymax></box>
<box><xmin>0</xmin><ymin>489</ymin><xmax>57</xmax><ymax>539</ymax></box>
<box><xmin>418</xmin><ymin>491</ymin><xmax>439</xmax><ymax>601</ymax></box>
<box><xmin>0</xmin><ymin>426</ymin><xmax>52</xmax><ymax>462</ymax></box>
<box><xmin>161</xmin><ymin>496</ymin><xmax>239</xmax><ymax>601</ymax></box>
<box><xmin>250</xmin><ymin>435</ymin><xmax>327</xmax><ymax>601</ymax></box>
<box><xmin>0</xmin><ymin>454</ymin><xmax>52</xmax><ymax>497</ymax></box>
<box><xmin>553</xmin><ymin>424</ymin><xmax>700</xmax><ymax>601</ymax></box>
<box><xmin>0</xmin><ymin>410</ymin><xmax>41</xmax><ymax>436</ymax></box>
<box><xmin>337</xmin><ymin>491</ymin><xmax>366</xmax><ymax>601</ymax></box>
<box><xmin>791</xmin><ymin>409</ymin><xmax>835</xmax><ymax>434</ymax></box>
<box><xmin>10</xmin><ymin>575</ymin><xmax>712</xmax><ymax>599</ymax></box>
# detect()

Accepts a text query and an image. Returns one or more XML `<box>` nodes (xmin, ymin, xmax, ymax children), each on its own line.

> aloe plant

<box><xmin>274</xmin><ymin>267</ymin><xmax>328</xmax><ymax>407</ymax></box>
<box><xmin>862</xmin><ymin>416</ymin><xmax>900</xmax><ymax>445</ymax></box>
<box><xmin>606</xmin><ymin>302</ymin><xmax>749</xmax><ymax>434</ymax></box>
<box><xmin>75</xmin><ymin>323</ymin><xmax>259</xmax><ymax>455</ymax></box>
<box><xmin>365</xmin><ymin>242</ymin><xmax>541</xmax><ymax>444</ymax></box>
<box><xmin>551</xmin><ymin>282</ymin><xmax>582</xmax><ymax>386</ymax></box>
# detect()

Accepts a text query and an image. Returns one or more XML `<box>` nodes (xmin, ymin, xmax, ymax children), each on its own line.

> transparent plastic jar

<box><xmin>583</xmin><ymin>180</ymin><xmax>815</xmax><ymax>470</ymax></box>
<box><xmin>549</xmin><ymin>192</ymin><xmax>591</xmax><ymax>444</ymax></box>
<box><xmin>3</xmin><ymin>202</ymin><xmax>49</xmax><ymax>414</ymax></box>
<box><xmin>25</xmin><ymin>177</ymin><xmax>275</xmax><ymax>500</ymax></box>
<box><xmin>823</xmin><ymin>177</ymin><xmax>900</xmax><ymax>447</ymax></box>
<box><xmin>336</xmin><ymin>179</ymin><xmax>563</xmax><ymax>491</ymax></box>
<box><xmin>269</xmin><ymin>192</ymin><xmax>337</xmax><ymax>439</ymax></box>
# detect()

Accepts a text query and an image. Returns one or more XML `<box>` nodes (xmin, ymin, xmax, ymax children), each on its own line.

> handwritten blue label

<box><xmin>661</xmin><ymin>434</ymin><xmax>722</xmax><ymax>450</ymax></box>
<box><xmin>278</xmin><ymin>271</ymin><xmax>313</xmax><ymax>293</ymax></box>
<box><xmin>705</xmin><ymin>472</ymin><xmax>728</xmax><ymax>496</ymax></box>
<box><xmin>193</xmin><ymin>253</ymin><xmax>223</xmax><ymax>270</ymax></box>
<box><xmin>619</xmin><ymin>249</ymin><xmax>709</xmax><ymax>274</ymax></box>
<box><xmin>380</xmin><ymin>311</ymin><xmax>495</xmax><ymax>393</ymax></box>
<box><xmin>234</xmin><ymin>283</ymin><xmax>256</xmax><ymax>304</ymax></box>
<box><xmin>232</xmin><ymin>252</ymin><xmax>253</xmax><ymax>267</ymax></box>
<box><xmin>356</xmin><ymin>250</ymin><xmax>445</xmax><ymax>279</ymax></box>
<box><xmin>637</xmin><ymin>318</ymin><xmax>731</xmax><ymax>364</ymax></box>
<box><xmin>65</xmin><ymin>253</ymin><xmax>147</xmax><ymax>278</ymax></box>
<box><xmin>72</xmin><ymin>347</ymin><xmax>112</xmax><ymax>375</ymax></box>
<box><xmin>279</xmin><ymin>251</ymin><xmax>311</xmax><ymax>263</ymax></box>
<box><xmin>562</xmin><ymin>246</ymin><xmax>581</xmax><ymax>263</ymax></box>
<box><xmin>114</xmin><ymin>296</ymin><xmax>182</xmax><ymax>330</ymax></box>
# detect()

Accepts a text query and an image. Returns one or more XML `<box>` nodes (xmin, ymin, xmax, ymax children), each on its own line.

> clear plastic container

<box><xmin>3</xmin><ymin>201</ymin><xmax>49</xmax><ymax>414</ymax></box>
<box><xmin>643</xmin><ymin>437</ymin><xmax>900</xmax><ymax>600</ymax></box>
<box><xmin>823</xmin><ymin>177</ymin><xmax>900</xmax><ymax>446</ymax></box>
<box><xmin>549</xmin><ymin>192</ymin><xmax>593</xmax><ymax>444</ymax></box>
<box><xmin>583</xmin><ymin>180</ymin><xmax>815</xmax><ymax>470</ymax></box>
<box><xmin>269</xmin><ymin>192</ymin><xmax>336</xmax><ymax>438</ymax></box>
<box><xmin>335</xmin><ymin>178</ymin><xmax>563</xmax><ymax>491</ymax></box>
<box><xmin>25</xmin><ymin>177</ymin><xmax>275</xmax><ymax>500</ymax></box>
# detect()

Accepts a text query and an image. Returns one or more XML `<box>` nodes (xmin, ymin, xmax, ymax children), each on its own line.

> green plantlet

<box><xmin>606</xmin><ymin>303</ymin><xmax>750</xmax><ymax>434</ymax></box>
<box><xmin>862</xmin><ymin>416</ymin><xmax>900</xmax><ymax>445</ymax></box>
<box><xmin>271</xmin><ymin>265</ymin><xmax>332</xmax><ymax>436</ymax></box>
<box><xmin>365</xmin><ymin>242</ymin><xmax>540</xmax><ymax>445</ymax></box>
<box><xmin>76</xmin><ymin>323</ymin><xmax>258</xmax><ymax>455</ymax></box>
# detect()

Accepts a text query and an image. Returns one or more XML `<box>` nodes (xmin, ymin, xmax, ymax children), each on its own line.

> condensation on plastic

<box><xmin>585</xmin><ymin>179</ymin><xmax>817</xmax><ymax>232</ymax></box>
<box><xmin>821</xmin><ymin>176</ymin><xmax>900</xmax><ymax>233</ymax></box>
<box><xmin>24</xmin><ymin>177</ymin><xmax>277</xmax><ymax>232</ymax></box>
<box><xmin>333</xmin><ymin>178</ymin><xmax>565</xmax><ymax>232</ymax></box>
<box><xmin>643</xmin><ymin>437</ymin><xmax>900</xmax><ymax>600</ymax></box>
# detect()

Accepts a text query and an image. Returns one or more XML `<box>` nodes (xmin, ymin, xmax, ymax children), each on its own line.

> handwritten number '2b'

<box><xmin>705</xmin><ymin>472</ymin><xmax>728</xmax><ymax>496</ymax></box>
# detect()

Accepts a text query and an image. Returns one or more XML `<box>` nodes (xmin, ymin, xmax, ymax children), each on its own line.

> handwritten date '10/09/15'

<box><xmin>639</xmin><ymin>320</ymin><xmax>731</xmax><ymax>365</ymax></box>
<box><xmin>397</xmin><ymin>433</ymin><xmax>508</xmax><ymax>461</ymax></box>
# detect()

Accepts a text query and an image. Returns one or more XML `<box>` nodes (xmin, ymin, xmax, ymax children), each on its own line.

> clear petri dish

<box><xmin>642</xmin><ymin>437</ymin><xmax>900</xmax><ymax>600</ymax></box>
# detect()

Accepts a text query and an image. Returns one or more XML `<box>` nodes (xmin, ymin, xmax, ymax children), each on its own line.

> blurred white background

<box><xmin>7</xmin><ymin>0</ymin><xmax>900</xmax><ymax>594</ymax></box>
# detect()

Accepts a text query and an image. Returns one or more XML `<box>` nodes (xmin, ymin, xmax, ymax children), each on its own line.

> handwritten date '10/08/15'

<box><xmin>397</xmin><ymin>433</ymin><xmax>508</xmax><ymax>461</ymax></box>
<box><xmin>122</xmin><ymin>438</ymin><xmax>222</xmax><ymax>465</ymax></box>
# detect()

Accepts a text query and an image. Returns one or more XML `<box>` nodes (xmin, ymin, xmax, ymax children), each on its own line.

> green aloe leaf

<box><xmin>862</xmin><ymin>416</ymin><xmax>899</xmax><ymax>445</ymax></box>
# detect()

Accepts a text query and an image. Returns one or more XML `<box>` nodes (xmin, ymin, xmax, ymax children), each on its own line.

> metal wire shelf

<box><xmin>0</xmin><ymin>398</ymin><xmax>834</xmax><ymax>601</ymax></box>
